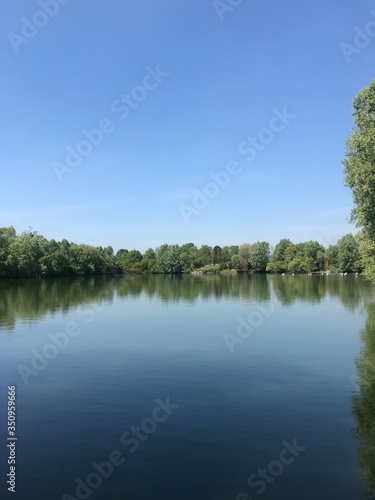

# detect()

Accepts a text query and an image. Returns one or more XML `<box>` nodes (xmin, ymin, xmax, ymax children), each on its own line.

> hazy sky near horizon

<box><xmin>1</xmin><ymin>0</ymin><xmax>374</xmax><ymax>252</ymax></box>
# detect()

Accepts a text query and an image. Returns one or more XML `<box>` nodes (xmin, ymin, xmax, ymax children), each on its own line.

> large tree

<box><xmin>249</xmin><ymin>241</ymin><xmax>270</xmax><ymax>272</ymax></box>
<box><xmin>155</xmin><ymin>244</ymin><xmax>182</xmax><ymax>274</ymax></box>
<box><xmin>238</xmin><ymin>243</ymin><xmax>252</xmax><ymax>270</ymax></box>
<box><xmin>337</xmin><ymin>234</ymin><xmax>361</xmax><ymax>273</ymax></box>
<box><xmin>343</xmin><ymin>79</ymin><xmax>375</xmax><ymax>281</ymax></box>
<box><xmin>303</xmin><ymin>241</ymin><xmax>326</xmax><ymax>272</ymax></box>
<box><xmin>267</xmin><ymin>238</ymin><xmax>292</xmax><ymax>273</ymax></box>
<box><xmin>0</xmin><ymin>226</ymin><xmax>16</xmax><ymax>277</ymax></box>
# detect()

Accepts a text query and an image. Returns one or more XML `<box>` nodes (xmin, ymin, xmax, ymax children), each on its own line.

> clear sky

<box><xmin>1</xmin><ymin>0</ymin><xmax>374</xmax><ymax>252</ymax></box>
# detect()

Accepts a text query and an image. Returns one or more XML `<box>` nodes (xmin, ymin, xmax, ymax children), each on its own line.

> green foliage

<box><xmin>230</xmin><ymin>254</ymin><xmax>241</xmax><ymax>270</ymax></box>
<box><xmin>212</xmin><ymin>245</ymin><xmax>222</xmax><ymax>265</ymax></box>
<box><xmin>180</xmin><ymin>244</ymin><xmax>199</xmax><ymax>273</ymax></box>
<box><xmin>303</xmin><ymin>241</ymin><xmax>326</xmax><ymax>272</ymax></box>
<box><xmin>7</xmin><ymin>231</ymin><xmax>46</xmax><ymax>278</ymax></box>
<box><xmin>272</xmin><ymin>239</ymin><xmax>292</xmax><ymax>262</ymax></box>
<box><xmin>344</xmin><ymin>80</ymin><xmax>375</xmax><ymax>239</ymax></box>
<box><xmin>284</xmin><ymin>243</ymin><xmax>297</xmax><ymax>271</ymax></box>
<box><xmin>0</xmin><ymin>227</ymin><xmax>363</xmax><ymax>278</ymax></box>
<box><xmin>343</xmin><ymin>79</ymin><xmax>375</xmax><ymax>281</ymax></box>
<box><xmin>198</xmin><ymin>245</ymin><xmax>213</xmax><ymax>266</ymax></box>
<box><xmin>238</xmin><ymin>243</ymin><xmax>252</xmax><ymax>270</ymax></box>
<box><xmin>269</xmin><ymin>239</ymin><xmax>337</xmax><ymax>273</ymax></box>
<box><xmin>249</xmin><ymin>241</ymin><xmax>270</xmax><ymax>272</ymax></box>
<box><xmin>155</xmin><ymin>244</ymin><xmax>182</xmax><ymax>274</ymax></box>
<box><xmin>268</xmin><ymin>239</ymin><xmax>292</xmax><ymax>273</ymax></box>
<box><xmin>0</xmin><ymin>226</ymin><xmax>16</xmax><ymax>277</ymax></box>
<box><xmin>142</xmin><ymin>248</ymin><xmax>157</xmax><ymax>272</ymax></box>
<box><xmin>337</xmin><ymin>233</ymin><xmax>361</xmax><ymax>273</ymax></box>
<box><xmin>288</xmin><ymin>255</ymin><xmax>309</xmax><ymax>273</ymax></box>
<box><xmin>197</xmin><ymin>264</ymin><xmax>221</xmax><ymax>273</ymax></box>
<box><xmin>220</xmin><ymin>246</ymin><xmax>238</xmax><ymax>270</ymax></box>
<box><xmin>1</xmin><ymin>228</ymin><xmax>117</xmax><ymax>278</ymax></box>
<box><xmin>325</xmin><ymin>244</ymin><xmax>339</xmax><ymax>272</ymax></box>
<box><xmin>116</xmin><ymin>249</ymin><xmax>143</xmax><ymax>273</ymax></box>
<box><xmin>358</xmin><ymin>233</ymin><xmax>375</xmax><ymax>282</ymax></box>
<box><xmin>266</xmin><ymin>260</ymin><xmax>285</xmax><ymax>273</ymax></box>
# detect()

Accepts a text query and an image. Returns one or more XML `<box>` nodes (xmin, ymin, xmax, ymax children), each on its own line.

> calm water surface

<box><xmin>0</xmin><ymin>274</ymin><xmax>374</xmax><ymax>500</ymax></box>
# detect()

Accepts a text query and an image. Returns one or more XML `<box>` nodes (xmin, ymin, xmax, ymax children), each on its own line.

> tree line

<box><xmin>0</xmin><ymin>226</ymin><xmax>362</xmax><ymax>278</ymax></box>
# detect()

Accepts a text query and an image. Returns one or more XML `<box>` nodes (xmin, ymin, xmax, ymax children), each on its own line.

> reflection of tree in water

<box><xmin>272</xmin><ymin>274</ymin><xmax>373</xmax><ymax>310</ymax></box>
<box><xmin>238</xmin><ymin>274</ymin><xmax>271</xmax><ymax>303</ymax></box>
<box><xmin>352</xmin><ymin>300</ymin><xmax>375</xmax><ymax>498</ymax></box>
<box><xmin>272</xmin><ymin>275</ymin><xmax>327</xmax><ymax>306</ymax></box>
<box><xmin>0</xmin><ymin>277</ymin><xmax>116</xmax><ymax>330</ymax></box>
<box><xmin>115</xmin><ymin>274</ymin><xmax>271</xmax><ymax>304</ymax></box>
<box><xmin>328</xmin><ymin>275</ymin><xmax>372</xmax><ymax>312</ymax></box>
<box><xmin>0</xmin><ymin>274</ymin><xmax>373</xmax><ymax>330</ymax></box>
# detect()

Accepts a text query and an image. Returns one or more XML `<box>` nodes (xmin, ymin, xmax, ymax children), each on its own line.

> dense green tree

<box><xmin>229</xmin><ymin>245</ymin><xmax>239</xmax><ymax>255</ymax></box>
<box><xmin>0</xmin><ymin>226</ymin><xmax>16</xmax><ymax>277</ymax></box>
<box><xmin>317</xmin><ymin>250</ymin><xmax>326</xmax><ymax>271</ymax></box>
<box><xmin>337</xmin><ymin>234</ymin><xmax>361</xmax><ymax>273</ymax></box>
<box><xmin>284</xmin><ymin>243</ymin><xmax>297</xmax><ymax>270</ymax></box>
<box><xmin>39</xmin><ymin>239</ymin><xmax>69</xmax><ymax>276</ymax></box>
<box><xmin>267</xmin><ymin>239</ymin><xmax>327</xmax><ymax>273</ymax></box>
<box><xmin>268</xmin><ymin>239</ymin><xmax>292</xmax><ymax>273</ymax></box>
<box><xmin>116</xmin><ymin>249</ymin><xmax>143</xmax><ymax>273</ymax></box>
<box><xmin>7</xmin><ymin>231</ymin><xmax>46</xmax><ymax>278</ymax></box>
<box><xmin>180</xmin><ymin>244</ymin><xmax>199</xmax><ymax>272</ymax></box>
<box><xmin>303</xmin><ymin>241</ymin><xmax>326</xmax><ymax>272</ymax></box>
<box><xmin>325</xmin><ymin>244</ymin><xmax>339</xmax><ymax>272</ymax></box>
<box><xmin>116</xmin><ymin>248</ymin><xmax>128</xmax><ymax>257</ymax></box>
<box><xmin>198</xmin><ymin>245</ymin><xmax>212</xmax><ymax>266</ymax></box>
<box><xmin>212</xmin><ymin>245</ymin><xmax>222</xmax><ymax>265</ymax></box>
<box><xmin>230</xmin><ymin>254</ymin><xmax>241</xmax><ymax>270</ymax></box>
<box><xmin>288</xmin><ymin>255</ymin><xmax>309</xmax><ymax>273</ymax></box>
<box><xmin>249</xmin><ymin>241</ymin><xmax>270</xmax><ymax>272</ymax></box>
<box><xmin>266</xmin><ymin>260</ymin><xmax>286</xmax><ymax>273</ymax></box>
<box><xmin>358</xmin><ymin>232</ymin><xmax>375</xmax><ymax>281</ymax></box>
<box><xmin>142</xmin><ymin>248</ymin><xmax>157</xmax><ymax>272</ymax></box>
<box><xmin>155</xmin><ymin>244</ymin><xmax>182</xmax><ymax>274</ymax></box>
<box><xmin>272</xmin><ymin>239</ymin><xmax>292</xmax><ymax>262</ymax></box>
<box><xmin>238</xmin><ymin>243</ymin><xmax>252</xmax><ymax>270</ymax></box>
<box><xmin>282</xmin><ymin>242</ymin><xmax>310</xmax><ymax>273</ymax></box>
<box><xmin>220</xmin><ymin>246</ymin><xmax>238</xmax><ymax>270</ymax></box>
<box><xmin>343</xmin><ymin>79</ymin><xmax>375</xmax><ymax>281</ymax></box>
<box><xmin>220</xmin><ymin>246</ymin><xmax>231</xmax><ymax>269</ymax></box>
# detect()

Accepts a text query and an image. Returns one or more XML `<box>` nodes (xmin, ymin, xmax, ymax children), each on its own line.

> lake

<box><xmin>0</xmin><ymin>274</ymin><xmax>374</xmax><ymax>500</ymax></box>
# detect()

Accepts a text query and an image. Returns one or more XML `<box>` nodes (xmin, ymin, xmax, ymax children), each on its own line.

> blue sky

<box><xmin>1</xmin><ymin>0</ymin><xmax>374</xmax><ymax>252</ymax></box>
